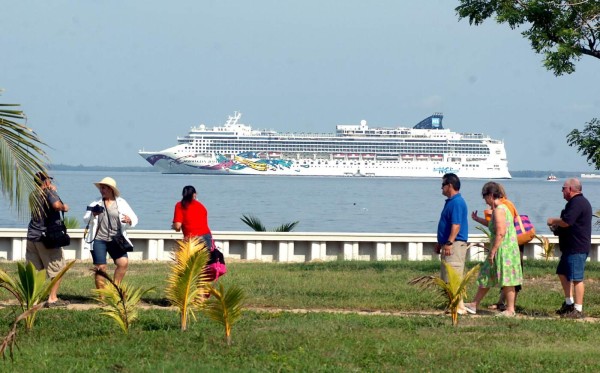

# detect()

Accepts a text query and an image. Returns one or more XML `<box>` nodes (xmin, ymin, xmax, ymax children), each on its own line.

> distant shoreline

<box><xmin>48</xmin><ymin>165</ymin><xmax>594</xmax><ymax>178</ymax></box>
<box><xmin>50</xmin><ymin>164</ymin><xmax>157</xmax><ymax>173</ymax></box>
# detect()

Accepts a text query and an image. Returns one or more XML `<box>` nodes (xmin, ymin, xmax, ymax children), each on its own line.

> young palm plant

<box><xmin>204</xmin><ymin>283</ymin><xmax>245</xmax><ymax>346</ymax></box>
<box><xmin>165</xmin><ymin>238</ymin><xmax>212</xmax><ymax>331</ymax></box>
<box><xmin>91</xmin><ymin>269</ymin><xmax>155</xmax><ymax>334</ymax></box>
<box><xmin>409</xmin><ymin>262</ymin><xmax>480</xmax><ymax>326</ymax></box>
<box><xmin>241</xmin><ymin>214</ymin><xmax>299</xmax><ymax>232</ymax></box>
<box><xmin>63</xmin><ymin>216</ymin><xmax>80</xmax><ymax>229</ymax></box>
<box><xmin>0</xmin><ymin>260</ymin><xmax>76</xmax><ymax>330</ymax></box>
<box><xmin>535</xmin><ymin>234</ymin><xmax>555</xmax><ymax>261</ymax></box>
<box><xmin>0</xmin><ymin>302</ymin><xmax>45</xmax><ymax>361</ymax></box>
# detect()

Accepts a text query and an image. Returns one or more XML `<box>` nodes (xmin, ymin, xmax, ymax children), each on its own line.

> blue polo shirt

<box><xmin>437</xmin><ymin>193</ymin><xmax>468</xmax><ymax>244</ymax></box>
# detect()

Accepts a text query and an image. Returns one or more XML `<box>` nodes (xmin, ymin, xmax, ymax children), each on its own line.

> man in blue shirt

<box><xmin>436</xmin><ymin>173</ymin><xmax>469</xmax><ymax>312</ymax></box>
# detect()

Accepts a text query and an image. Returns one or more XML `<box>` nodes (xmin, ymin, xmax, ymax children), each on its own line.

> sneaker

<box><xmin>495</xmin><ymin>310</ymin><xmax>516</xmax><ymax>318</ymax></box>
<box><xmin>555</xmin><ymin>302</ymin><xmax>574</xmax><ymax>315</ymax></box>
<box><xmin>464</xmin><ymin>303</ymin><xmax>477</xmax><ymax>315</ymax></box>
<box><xmin>561</xmin><ymin>309</ymin><xmax>584</xmax><ymax>319</ymax></box>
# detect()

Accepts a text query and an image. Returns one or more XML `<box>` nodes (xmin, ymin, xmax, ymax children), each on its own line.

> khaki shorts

<box><xmin>440</xmin><ymin>241</ymin><xmax>468</xmax><ymax>282</ymax></box>
<box><xmin>26</xmin><ymin>240</ymin><xmax>66</xmax><ymax>278</ymax></box>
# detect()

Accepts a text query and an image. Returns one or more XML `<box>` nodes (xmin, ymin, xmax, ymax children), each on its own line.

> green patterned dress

<box><xmin>477</xmin><ymin>204</ymin><xmax>523</xmax><ymax>288</ymax></box>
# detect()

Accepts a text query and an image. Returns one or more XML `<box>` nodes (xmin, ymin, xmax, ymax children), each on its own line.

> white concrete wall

<box><xmin>2</xmin><ymin>228</ymin><xmax>599</xmax><ymax>263</ymax></box>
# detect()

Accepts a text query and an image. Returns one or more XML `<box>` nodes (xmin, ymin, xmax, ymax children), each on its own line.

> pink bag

<box><xmin>514</xmin><ymin>214</ymin><xmax>535</xmax><ymax>245</ymax></box>
<box><xmin>205</xmin><ymin>242</ymin><xmax>227</xmax><ymax>281</ymax></box>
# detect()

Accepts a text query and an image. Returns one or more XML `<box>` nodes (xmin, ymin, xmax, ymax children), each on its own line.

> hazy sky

<box><xmin>2</xmin><ymin>1</ymin><xmax>598</xmax><ymax>171</ymax></box>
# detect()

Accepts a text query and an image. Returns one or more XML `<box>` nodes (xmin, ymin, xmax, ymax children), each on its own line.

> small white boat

<box><xmin>581</xmin><ymin>173</ymin><xmax>600</xmax><ymax>179</ymax></box>
<box><xmin>547</xmin><ymin>174</ymin><xmax>558</xmax><ymax>181</ymax></box>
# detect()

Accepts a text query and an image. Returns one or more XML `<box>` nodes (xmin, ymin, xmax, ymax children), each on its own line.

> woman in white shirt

<box><xmin>83</xmin><ymin>177</ymin><xmax>138</xmax><ymax>289</ymax></box>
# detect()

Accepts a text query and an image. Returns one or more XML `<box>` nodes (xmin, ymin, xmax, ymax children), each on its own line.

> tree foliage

<box><xmin>0</xmin><ymin>95</ymin><xmax>49</xmax><ymax>217</ymax></box>
<box><xmin>455</xmin><ymin>0</ymin><xmax>600</xmax><ymax>75</ymax></box>
<box><xmin>567</xmin><ymin>118</ymin><xmax>600</xmax><ymax>169</ymax></box>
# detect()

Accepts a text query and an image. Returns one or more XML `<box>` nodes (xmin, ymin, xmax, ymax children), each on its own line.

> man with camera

<box><xmin>26</xmin><ymin>172</ymin><xmax>70</xmax><ymax>307</ymax></box>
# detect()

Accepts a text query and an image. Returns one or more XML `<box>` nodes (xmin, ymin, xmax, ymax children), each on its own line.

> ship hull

<box><xmin>139</xmin><ymin>152</ymin><xmax>511</xmax><ymax>179</ymax></box>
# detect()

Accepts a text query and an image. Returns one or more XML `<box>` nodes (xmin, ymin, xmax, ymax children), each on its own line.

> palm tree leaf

<box><xmin>274</xmin><ymin>221</ymin><xmax>299</xmax><ymax>232</ymax></box>
<box><xmin>165</xmin><ymin>238</ymin><xmax>211</xmax><ymax>330</ymax></box>
<box><xmin>240</xmin><ymin>214</ymin><xmax>266</xmax><ymax>231</ymax></box>
<box><xmin>0</xmin><ymin>102</ymin><xmax>49</xmax><ymax>218</ymax></box>
<box><xmin>40</xmin><ymin>260</ymin><xmax>76</xmax><ymax>301</ymax></box>
<box><xmin>204</xmin><ymin>283</ymin><xmax>245</xmax><ymax>345</ymax></box>
<box><xmin>0</xmin><ymin>269</ymin><xmax>21</xmax><ymax>303</ymax></box>
<box><xmin>91</xmin><ymin>268</ymin><xmax>154</xmax><ymax>333</ymax></box>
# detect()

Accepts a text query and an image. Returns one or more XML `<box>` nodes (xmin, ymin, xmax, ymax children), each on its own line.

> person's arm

<box><xmin>51</xmin><ymin>200</ymin><xmax>69</xmax><ymax>212</ymax></box>
<box><xmin>118</xmin><ymin>198</ymin><xmax>138</xmax><ymax>228</ymax></box>
<box><xmin>489</xmin><ymin>208</ymin><xmax>507</xmax><ymax>263</ymax></box>
<box><xmin>471</xmin><ymin>210</ymin><xmax>488</xmax><ymax>226</ymax></box>
<box><xmin>442</xmin><ymin>224</ymin><xmax>461</xmax><ymax>256</ymax></box>
<box><xmin>547</xmin><ymin>217</ymin><xmax>569</xmax><ymax>228</ymax></box>
<box><xmin>172</xmin><ymin>202</ymin><xmax>183</xmax><ymax>232</ymax></box>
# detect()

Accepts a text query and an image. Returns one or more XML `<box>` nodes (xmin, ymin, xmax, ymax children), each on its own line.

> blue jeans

<box><xmin>91</xmin><ymin>239</ymin><xmax>128</xmax><ymax>265</ymax></box>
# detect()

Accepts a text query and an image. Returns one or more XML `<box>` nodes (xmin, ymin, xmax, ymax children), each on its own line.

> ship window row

<box><xmin>199</xmin><ymin>141</ymin><xmax>489</xmax><ymax>150</ymax></box>
<box><xmin>197</xmin><ymin>144</ymin><xmax>490</xmax><ymax>154</ymax></box>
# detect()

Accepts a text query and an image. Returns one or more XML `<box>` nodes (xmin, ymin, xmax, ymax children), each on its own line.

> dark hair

<box><xmin>181</xmin><ymin>185</ymin><xmax>196</xmax><ymax>208</ymax></box>
<box><xmin>442</xmin><ymin>173</ymin><xmax>461</xmax><ymax>191</ymax></box>
<box><xmin>481</xmin><ymin>182</ymin><xmax>505</xmax><ymax>199</ymax></box>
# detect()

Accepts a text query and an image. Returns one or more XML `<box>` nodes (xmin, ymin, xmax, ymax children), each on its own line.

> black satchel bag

<box><xmin>112</xmin><ymin>232</ymin><xmax>134</xmax><ymax>252</ymax></box>
<box><xmin>42</xmin><ymin>212</ymin><xmax>71</xmax><ymax>249</ymax></box>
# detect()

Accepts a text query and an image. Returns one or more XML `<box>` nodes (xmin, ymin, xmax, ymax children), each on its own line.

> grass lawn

<box><xmin>0</xmin><ymin>260</ymin><xmax>599</xmax><ymax>372</ymax></box>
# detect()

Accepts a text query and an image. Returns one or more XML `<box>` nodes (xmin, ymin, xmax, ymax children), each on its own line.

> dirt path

<box><xmin>1</xmin><ymin>300</ymin><xmax>597</xmax><ymax>322</ymax></box>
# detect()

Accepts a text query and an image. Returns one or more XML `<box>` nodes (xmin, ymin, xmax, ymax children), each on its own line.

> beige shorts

<box><xmin>26</xmin><ymin>240</ymin><xmax>66</xmax><ymax>278</ymax></box>
<box><xmin>440</xmin><ymin>241</ymin><xmax>468</xmax><ymax>282</ymax></box>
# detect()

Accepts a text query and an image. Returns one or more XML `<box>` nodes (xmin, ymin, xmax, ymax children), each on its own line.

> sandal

<box><xmin>488</xmin><ymin>303</ymin><xmax>507</xmax><ymax>312</ymax></box>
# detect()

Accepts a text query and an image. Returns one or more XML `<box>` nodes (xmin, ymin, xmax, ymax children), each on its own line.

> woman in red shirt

<box><xmin>172</xmin><ymin>185</ymin><xmax>213</xmax><ymax>248</ymax></box>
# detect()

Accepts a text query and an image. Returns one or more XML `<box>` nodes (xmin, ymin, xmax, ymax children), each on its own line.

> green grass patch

<box><xmin>0</xmin><ymin>260</ymin><xmax>599</xmax><ymax>371</ymax></box>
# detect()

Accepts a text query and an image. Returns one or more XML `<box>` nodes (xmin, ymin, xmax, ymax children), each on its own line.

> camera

<box><xmin>87</xmin><ymin>204</ymin><xmax>105</xmax><ymax>214</ymax></box>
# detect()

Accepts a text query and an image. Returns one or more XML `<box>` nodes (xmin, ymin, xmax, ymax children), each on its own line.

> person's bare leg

<box><xmin>114</xmin><ymin>257</ymin><xmax>129</xmax><ymax>284</ymax></box>
<box><xmin>573</xmin><ymin>280</ymin><xmax>584</xmax><ymax>307</ymax></box>
<box><xmin>94</xmin><ymin>264</ymin><xmax>108</xmax><ymax>289</ymax></box>
<box><xmin>502</xmin><ymin>286</ymin><xmax>516</xmax><ymax>313</ymax></box>
<box><xmin>558</xmin><ymin>274</ymin><xmax>572</xmax><ymax>298</ymax></box>
<box><xmin>48</xmin><ymin>277</ymin><xmax>62</xmax><ymax>302</ymax></box>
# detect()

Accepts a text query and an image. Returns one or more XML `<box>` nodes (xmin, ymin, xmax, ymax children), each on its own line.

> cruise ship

<box><xmin>139</xmin><ymin>112</ymin><xmax>511</xmax><ymax>178</ymax></box>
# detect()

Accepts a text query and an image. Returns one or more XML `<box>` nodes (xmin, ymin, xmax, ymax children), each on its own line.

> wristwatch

<box><xmin>445</xmin><ymin>241</ymin><xmax>453</xmax><ymax>246</ymax></box>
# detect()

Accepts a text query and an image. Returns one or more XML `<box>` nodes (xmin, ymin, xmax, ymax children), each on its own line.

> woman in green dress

<box><xmin>465</xmin><ymin>182</ymin><xmax>523</xmax><ymax>317</ymax></box>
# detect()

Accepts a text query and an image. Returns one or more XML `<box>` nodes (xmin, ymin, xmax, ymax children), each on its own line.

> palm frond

<box><xmin>0</xmin><ymin>260</ymin><xmax>75</xmax><ymax>330</ymax></box>
<box><xmin>16</xmin><ymin>262</ymin><xmax>46</xmax><ymax>310</ymax></box>
<box><xmin>535</xmin><ymin>234</ymin><xmax>555</xmax><ymax>261</ymax></box>
<box><xmin>0</xmin><ymin>102</ymin><xmax>49</xmax><ymax>217</ymax></box>
<box><xmin>63</xmin><ymin>216</ymin><xmax>80</xmax><ymax>229</ymax></box>
<box><xmin>0</xmin><ymin>269</ymin><xmax>23</xmax><ymax>306</ymax></box>
<box><xmin>240</xmin><ymin>214</ymin><xmax>266</xmax><ymax>231</ymax></box>
<box><xmin>165</xmin><ymin>238</ymin><xmax>211</xmax><ymax>331</ymax></box>
<box><xmin>40</xmin><ymin>260</ymin><xmax>76</xmax><ymax>302</ymax></box>
<box><xmin>204</xmin><ymin>283</ymin><xmax>245</xmax><ymax>345</ymax></box>
<box><xmin>91</xmin><ymin>268</ymin><xmax>154</xmax><ymax>333</ymax></box>
<box><xmin>0</xmin><ymin>302</ymin><xmax>45</xmax><ymax>361</ymax></box>
<box><xmin>274</xmin><ymin>221</ymin><xmax>299</xmax><ymax>232</ymax></box>
<box><xmin>409</xmin><ymin>262</ymin><xmax>480</xmax><ymax>326</ymax></box>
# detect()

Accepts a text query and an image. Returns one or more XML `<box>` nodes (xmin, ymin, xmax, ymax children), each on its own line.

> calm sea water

<box><xmin>2</xmin><ymin>171</ymin><xmax>599</xmax><ymax>234</ymax></box>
